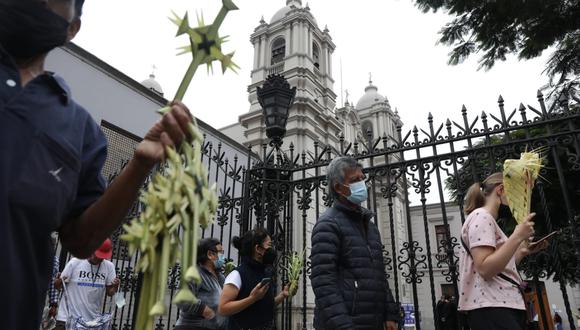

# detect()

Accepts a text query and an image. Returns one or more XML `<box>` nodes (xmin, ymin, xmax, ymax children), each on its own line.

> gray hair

<box><xmin>327</xmin><ymin>156</ymin><xmax>361</xmax><ymax>200</ymax></box>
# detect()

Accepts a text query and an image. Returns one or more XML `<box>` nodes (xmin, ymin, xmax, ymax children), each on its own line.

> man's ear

<box><xmin>334</xmin><ymin>182</ymin><xmax>349</xmax><ymax>197</ymax></box>
<box><xmin>67</xmin><ymin>18</ymin><xmax>81</xmax><ymax>42</ymax></box>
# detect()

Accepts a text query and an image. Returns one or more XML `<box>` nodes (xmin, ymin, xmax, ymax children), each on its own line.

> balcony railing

<box><xmin>268</xmin><ymin>62</ymin><xmax>284</xmax><ymax>75</ymax></box>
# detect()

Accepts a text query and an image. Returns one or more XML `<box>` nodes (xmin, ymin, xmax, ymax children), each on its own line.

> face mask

<box><xmin>261</xmin><ymin>247</ymin><xmax>277</xmax><ymax>265</ymax></box>
<box><xmin>498</xmin><ymin>202</ymin><xmax>513</xmax><ymax>221</ymax></box>
<box><xmin>0</xmin><ymin>2</ymin><xmax>70</xmax><ymax>59</ymax></box>
<box><xmin>345</xmin><ymin>180</ymin><xmax>368</xmax><ymax>204</ymax></box>
<box><xmin>213</xmin><ymin>254</ymin><xmax>226</xmax><ymax>269</ymax></box>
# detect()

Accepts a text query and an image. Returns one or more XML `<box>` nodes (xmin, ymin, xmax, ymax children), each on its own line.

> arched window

<box><xmin>312</xmin><ymin>42</ymin><xmax>320</xmax><ymax>69</ymax></box>
<box><xmin>362</xmin><ymin>121</ymin><xmax>373</xmax><ymax>139</ymax></box>
<box><xmin>271</xmin><ymin>38</ymin><xmax>286</xmax><ymax>65</ymax></box>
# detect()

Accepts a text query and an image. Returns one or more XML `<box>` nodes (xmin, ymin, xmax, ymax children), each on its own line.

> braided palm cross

<box><xmin>168</xmin><ymin>0</ymin><xmax>240</xmax><ymax>103</ymax></box>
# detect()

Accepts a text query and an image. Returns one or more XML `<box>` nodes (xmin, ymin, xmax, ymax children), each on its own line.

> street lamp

<box><xmin>257</xmin><ymin>74</ymin><xmax>296</xmax><ymax>147</ymax></box>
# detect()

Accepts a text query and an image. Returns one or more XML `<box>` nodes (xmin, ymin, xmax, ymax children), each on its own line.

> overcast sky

<box><xmin>73</xmin><ymin>0</ymin><xmax>552</xmax><ymax>132</ymax></box>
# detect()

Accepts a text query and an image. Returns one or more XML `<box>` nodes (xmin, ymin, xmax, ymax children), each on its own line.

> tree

<box><xmin>413</xmin><ymin>0</ymin><xmax>580</xmax><ymax>82</ymax></box>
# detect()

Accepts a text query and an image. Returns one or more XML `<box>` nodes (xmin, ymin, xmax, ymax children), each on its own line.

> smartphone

<box><xmin>529</xmin><ymin>230</ymin><xmax>559</xmax><ymax>247</ymax></box>
<box><xmin>259</xmin><ymin>277</ymin><xmax>271</xmax><ymax>287</ymax></box>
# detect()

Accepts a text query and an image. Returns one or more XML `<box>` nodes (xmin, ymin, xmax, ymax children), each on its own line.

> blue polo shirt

<box><xmin>0</xmin><ymin>46</ymin><xmax>107</xmax><ymax>329</ymax></box>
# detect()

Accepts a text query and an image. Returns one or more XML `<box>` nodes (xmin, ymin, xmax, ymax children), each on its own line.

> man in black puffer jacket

<box><xmin>311</xmin><ymin>156</ymin><xmax>399</xmax><ymax>330</ymax></box>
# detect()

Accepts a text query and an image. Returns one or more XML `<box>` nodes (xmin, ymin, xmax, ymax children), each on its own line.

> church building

<box><xmin>219</xmin><ymin>0</ymin><xmax>402</xmax><ymax>154</ymax></box>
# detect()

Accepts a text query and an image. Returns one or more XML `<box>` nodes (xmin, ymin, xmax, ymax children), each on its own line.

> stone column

<box><xmin>327</xmin><ymin>48</ymin><xmax>332</xmax><ymax>77</ymax></box>
<box><xmin>285</xmin><ymin>25</ymin><xmax>291</xmax><ymax>57</ymax></box>
<box><xmin>290</xmin><ymin>22</ymin><xmax>295</xmax><ymax>54</ymax></box>
<box><xmin>302</xmin><ymin>22</ymin><xmax>309</xmax><ymax>55</ymax></box>
<box><xmin>321</xmin><ymin>43</ymin><xmax>328</xmax><ymax>75</ymax></box>
<box><xmin>253</xmin><ymin>37</ymin><xmax>260</xmax><ymax>69</ymax></box>
<box><xmin>260</xmin><ymin>36</ymin><xmax>268</xmax><ymax>68</ymax></box>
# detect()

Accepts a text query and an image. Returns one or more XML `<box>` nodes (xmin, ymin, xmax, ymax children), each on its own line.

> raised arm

<box><xmin>60</xmin><ymin>102</ymin><xmax>193</xmax><ymax>258</ymax></box>
<box><xmin>218</xmin><ymin>282</ymin><xmax>268</xmax><ymax>316</ymax></box>
<box><xmin>471</xmin><ymin>213</ymin><xmax>535</xmax><ymax>280</ymax></box>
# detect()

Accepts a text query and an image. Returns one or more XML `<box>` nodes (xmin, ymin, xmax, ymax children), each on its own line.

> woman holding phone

<box><xmin>219</xmin><ymin>228</ymin><xmax>289</xmax><ymax>330</ymax></box>
<box><xmin>458</xmin><ymin>172</ymin><xmax>548</xmax><ymax>330</ymax></box>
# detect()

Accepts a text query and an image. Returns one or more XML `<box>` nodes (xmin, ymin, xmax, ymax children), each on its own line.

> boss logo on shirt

<box><xmin>78</xmin><ymin>270</ymin><xmax>106</xmax><ymax>281</ymax></box>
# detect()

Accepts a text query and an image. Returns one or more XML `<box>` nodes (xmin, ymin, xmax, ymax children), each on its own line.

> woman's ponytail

<box><xmin>463</xmin><ymin>172</ymin><xmax>504</xmax><ymax>215</ymax></box>
<box><xmin>464</xmin><ymin>182</ymin><xmax>485</xmax><ymax>215</ymax></box>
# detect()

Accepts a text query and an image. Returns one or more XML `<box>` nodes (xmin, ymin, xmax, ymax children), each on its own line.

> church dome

<box><xmin>141</xmin><ymin>73</ymin><xmax>163</xmax><ymax>95</ymax></box>
<box><xmin>271</xmin><ymin>6</ymin><xmax>292</xmax><ymax>23</ymax></box>
<box><xmin>355</xmin><ymin>81</ymin><xmax>385</xmax><ymax>110</ymax></box>
<box><xmin>271</xmin><ymin>1</ymin><xmax>309</xmax><ymax>24</ymax></box>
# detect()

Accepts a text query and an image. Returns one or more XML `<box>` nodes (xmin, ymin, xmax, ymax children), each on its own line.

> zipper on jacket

<box><xmin>352</xmin><ymin>280</ymin><xmax>359</xmax><ymax>315</ymax></box>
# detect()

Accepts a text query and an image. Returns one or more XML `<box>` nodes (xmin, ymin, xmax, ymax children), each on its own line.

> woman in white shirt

<box><xmin>219</xmin><ymin>228</ymin><xmax>289</xmax><ymax>330</ymax></box>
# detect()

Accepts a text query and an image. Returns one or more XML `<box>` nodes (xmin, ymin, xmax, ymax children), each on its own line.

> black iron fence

<box><xmin>52</xmin><ymin>92</ymin><xmax>580</xmax><ymax>330</ymax></box>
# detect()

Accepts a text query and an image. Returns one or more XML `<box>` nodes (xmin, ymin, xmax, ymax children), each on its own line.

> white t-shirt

<box><xmin>224</xmin><ymin>270</ymin><xmax>242</xmax><ymax>290</ymax></box>
<box><xmin>57</xmin><ymin>258</ymin><xmax>116</xmax><ymax>322</ymax></box>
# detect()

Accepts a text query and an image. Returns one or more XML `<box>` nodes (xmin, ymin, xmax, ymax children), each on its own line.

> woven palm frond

<box><xmin>503</xmin><ymin>150</ymin><xmax>545</xmax><ymax>224</ymax></box>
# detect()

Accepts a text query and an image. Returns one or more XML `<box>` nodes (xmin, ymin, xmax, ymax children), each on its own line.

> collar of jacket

<box><xmin>334</xmin><ymin>199</ymin><xmax>375</xmax><ymax>222</ymax></box>
<box><xmin>199</xmin><ymin>264</ymin><xmax>218</xmax><ymax>277</ymax></box>
<box><xmin>241</xmin><ymin>256</ymin><xmax>266</xmax><ymax>270</ymax></box>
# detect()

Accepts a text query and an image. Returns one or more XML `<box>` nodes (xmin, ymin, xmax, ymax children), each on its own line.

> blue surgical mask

<box><xmin>213</xmin><ymin>254</ymin><xmax>226</xmax><ymax>269</ymax></box>
<box><xmin>345</xmin><ymin>180</ymin><xmax>368</xmax><ymax>204</ymax></box>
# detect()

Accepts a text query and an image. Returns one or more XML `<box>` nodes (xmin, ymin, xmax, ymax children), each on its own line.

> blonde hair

<box><xmin>463</xmin><ymin>172</ymin><xmax>503</xmax><ymax>215</ymax></box>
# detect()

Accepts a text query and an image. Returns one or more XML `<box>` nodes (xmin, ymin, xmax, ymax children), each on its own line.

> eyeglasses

<box><xmin>210</xmin><ymin>249</ymin><xmax>225</xmax><ymax>256</ymax></box>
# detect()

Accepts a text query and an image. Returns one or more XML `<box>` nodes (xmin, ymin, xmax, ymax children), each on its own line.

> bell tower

<box><xmin>238</xmin><ymin>0</ymin><xmax>341</xmax><ymax>151</ymax></box>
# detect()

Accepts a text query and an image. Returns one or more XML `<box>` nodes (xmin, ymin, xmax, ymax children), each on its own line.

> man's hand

<box><xmin>202</xmin><ymin>306</ymin><xmax>216</xmax><ymax>320</ymax></box>
<box><xmin>48</xmin><ymin>305</ymin><xmax>58</xmax><ymax>318</ymax></box>
<box><xmin>384</xmin><ymin>320</ymin><xmax>398</xmax><ymax>330</ymax></box>
<box><xmin>53</xmin><ymin>273</ymin><xmax>66</xmax><ymax>290</ymax></box>
<box><xmin>106</xmin><ymin>277</ymin><xmax>121</xmax><ymax>296</ymax></box>
<box><xmin>134</xmin><ymin>101</ymin><xmax>194</xmax><ymax>170</ymax></box>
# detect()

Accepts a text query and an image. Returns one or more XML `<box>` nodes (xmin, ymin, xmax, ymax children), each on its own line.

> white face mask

<box><xmin>343</xmin><ymin>180</ymin><xmax>368</xmax><ymax>204</ymax></box>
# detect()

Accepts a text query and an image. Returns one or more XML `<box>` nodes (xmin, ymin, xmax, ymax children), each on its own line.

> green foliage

<box><xmin>413</xmin><ymin>0</ymin><xmax>580</xmax><ymax>79</ymax></box>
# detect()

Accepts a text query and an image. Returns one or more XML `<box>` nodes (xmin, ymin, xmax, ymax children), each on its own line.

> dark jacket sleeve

<box><xmin>310</xmin><ymin>218</ymin><xmax>354</xmax><ymax>330</ymax></box>
<box><xmin>378</xmin><ymin>229</ymin><xmax>399</xmax><ymax>322</ymax></box>
<box><xmin>382</xmin><ymin>276</ymin><xmax>399</xmax><ymax>322</ymax></box>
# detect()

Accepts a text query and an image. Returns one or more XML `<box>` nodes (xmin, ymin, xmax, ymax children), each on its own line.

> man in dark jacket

<box><xmin>311</xmin><ymin>156</ymin><xmax>399</xmax><ymax>330</ymax></box>
<box><xmin>0</xmin><ymin>1</ymin><xmax>195</xmax><ymax>328</ymax></box>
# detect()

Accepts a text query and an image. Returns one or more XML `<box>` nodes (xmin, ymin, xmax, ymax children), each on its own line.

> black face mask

<box><xmin>262</xmin><ymin>247</ymin><xmax>277</xmax><ymax>265</ymax></box>
<box><xmin>498</xmin><ymin>203</ymin><xmax>514</xmax><ymax>221</ymax></box>
<box><xmin>0</xmin><ymin>2</ymin><xmax>70</xmax><ymax>59</ymax></box>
